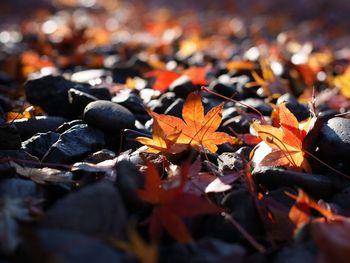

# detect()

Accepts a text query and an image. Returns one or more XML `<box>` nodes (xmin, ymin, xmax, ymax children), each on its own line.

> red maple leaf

<box><xmin>138</xmin><ymin>160</ymin><xmax>223</xmax><ymax>242</ymax></box>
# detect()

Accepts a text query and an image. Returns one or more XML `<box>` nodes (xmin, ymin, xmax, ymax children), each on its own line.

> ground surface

<box><xmin>0</xmin><ymin>1</ymin><xmax>350</xmax><ymax>263</ymax></box>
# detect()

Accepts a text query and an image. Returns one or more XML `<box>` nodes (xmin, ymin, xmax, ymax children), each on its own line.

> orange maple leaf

<box><xmin>252</xmin><ymin>103</ymin><xmax>312</xmax><ymax>171</ymax></box>
<box><xmin>147</xmin><ymin>92</ymin><xmax>237</xmax><ymax>153</ymax></box>
<box><xmin>138</xmin><ymin>160</ymin><xmax>222</xmax><ymax>242</ymax></box>
<box><xmin>136</xmin><ymin>118</ymin><xmax>186</xmax><ymax>154</ymax></box>
<box><xmin>182</xmin><ymin>66</ymin><xmax>210</xmax><ymax>85</ymax></box>
<box><xmin>286</xmin><ymin>189</ymin><xmax>334</xmax><ymax>232</ymax></box>
<box><xmin>248</xmin><ymin>58</ymin><xmax>289</xmax><ymax>96</ymax></box>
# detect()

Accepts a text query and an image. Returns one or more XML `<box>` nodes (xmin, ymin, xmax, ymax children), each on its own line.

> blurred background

<box><xmin>1</xmin><ymin>0</ymin><xmax>350</xmax><ymax>25</ymax></box>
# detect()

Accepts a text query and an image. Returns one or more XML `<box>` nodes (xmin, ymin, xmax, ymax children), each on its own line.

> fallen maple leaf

<box><xmin>136</xmin><ymin>117</ymin><xmax>186</xmax><ymax>154</ymax></box>
<box><xmin>286</xmin><ymin>189</ymin><xmax>333</xmax><ymax>232</ymax></box>
<box><xmin>252</xmin><ymin>103</ymin><xmax>312</xmax><ymax>171</ymax></box>
<box><xmin>145</xmin><ymin>70</ymin><xmax>181</xmax><ymax>92</ymax></box>
<box><xmin>182</xmin><ymin>66</ymin><xmax>210</xmax><ymax>85</ymax></box>
<box><xmin>112</xmin><ymin>223</ymin><xmax>158</xmax><ymax>263</ymax></box>
<box><xmin>248</xmin><ymin>58</ymin><xmax>289</xmax><ymax>96</ymax></box>
<box><xmin>148</xmin><ymin>92</ymin><xmax>237</xmax><ymax>153</ymax></box>
<box><xmin>138</xmin><ymin>160</ymin><xmax>222</xmax><ymax>242</ymax></box>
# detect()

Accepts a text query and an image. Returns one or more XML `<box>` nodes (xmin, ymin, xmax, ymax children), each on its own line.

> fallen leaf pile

<box><xmin>1</xmin><ymin>0</ymin><xmax>350</xmax><ymax>262</ymax></box>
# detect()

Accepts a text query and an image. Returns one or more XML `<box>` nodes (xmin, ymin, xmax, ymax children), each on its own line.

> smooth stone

<box><xmin>164</xmin><ymin>98</ymin><xmax>184</xmax><ymax>118</ymax></box>
<box><xmin>112</xmin><ymin>91</ymin><xmax>145</xmax><ymax>113</ymax></box>
<box><xmin>159</xmin><ymin>238</ymin><xmax>245</xmax><ymax>263</ymax></box>
<box><xmin>148</xmin><ymin>92</ymin><xmax>176</xmax><ymax>113</ymax></box>
<box><xmin>24</xmin><ymin>75</ymin><xmax>110</xmax><ymax>118</ymax></box>
<box><xmin>0</xmin><ymin>178</ymin><xmax>42</xmax><ymax>199</ymax></box>
<box><xmin>14</xmin><ymin>116</ymin><xmax>67</xmax><ymax>140</ymax></box>
<box><xmin>112</xmin><ymin>64</ymin><xmax>139</xmax><ymax>84</ymax></box>
<box><xmin>116</xmin><ymin>160</ymin><xmax>145</xmax><ymax>212</ymax></box>
<box><xmin>68</xmin><ymin>88</ymin><xmax>98</xmax><ymax>116</ymax></box>
<box><xmin>239</xmin><ymin>98</ymin><xmax>273</xmax><ymax>116</ymax></box>
<box><xmin>24</xmin><ymin>75</ymin><xmax>79</xmax><ymax>117</ymax></box>
<box><xmin>169</xmin><ymin>75</ymin><xmax>198</xmax><ymax>98</ymax></box>
<box><xmin>318</xmin><ymin>117</ymin><xmax>350</xmax><ymax>160</ymax></box>
<box><xmin>277</xmin><ymin>93</ymin><xmax>310</xmax><ymax>121</ymax></box>
<box><xmin>0</xmin><ymin>124</ymin><xmax>21</xmax><ymax>150</ymax></box>
<box><xmin>83</xmin><ymin>100</ymin><xmax>135</xmax><ymax>132</ymax></box>
<box><xmin>199</xmin><ymin>189</ymin><xmax>263</xmax><ymax>243</ymax></box>
<box><xmin>22</xmin><ymin>132</ymin><xmax>60</xmax><ymax>160</ymax></box>
<box><xmin>221</xmin><ymin>115</ymin><xmax>250</xmax><ymax>134</ymax></box>
<box><xmin>112</xmin><ymin>92</ymin><xmax>149</xmax><ymax>123</ymax></box>
<box><xmin>209</xmin><ymin>78</ymin><xmax>242</xmax><ymax>100</ymax></box>
<box><xmin>42</xmin><ymin>124</ymin><xmax>104</xmax><ymax>164</ymax></box>
<box><xmin>84</xmin><ymin>149</ymin><xmax>116</xmax><ymax>164</ymax></box>
<box><xmin>252</xmin><ymin>167</ymin><xmax>335</xmax><ymax>198</ymax></box>
<box><xmin>18</xmin><ymin>228</ymin><xmax>127</xmax><ymax>263</ymax></box>
<box><xmin>274</xmin><ymin>241</ymin><xmax>316</xmax><ymax>263</ymax></box>
<box><xmin>121</xmin><ymin>129</ymin><xmax>150</xmax><ymax>152</ymax></box>
<box><xmin>330</xmin><ymin>186</ymin><xmax>350</xmax><ymax>216</ymax></box>
<box><xmin>43</xmin><ymin>182</ymin><xmax>127</xmax><ymax>239</ymax></box>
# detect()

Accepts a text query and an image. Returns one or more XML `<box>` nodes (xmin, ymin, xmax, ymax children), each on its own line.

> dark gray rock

<box><xmin>274</xmin><ymin>241</ymin><xmax>316</xmax><ymax>263</ymax></box>
<box><xmin>160</xmin><ymin>238</ymin><xmax>245</xmax><ymax>263</ymax></box>
<box><xmin>24</xmin><ymin>75</ymin><xmax>77</xmax><ymax>117</ymax></box>
<box><xmin>277</xmin><ymin>93</ymin><xmax>310</xmax><ymax>121</ymax></box>
<box><xmin>42</xmin><ymin>124</ymin><xmax>104</xmax><ymax>164</ymax></box>
<box><xmin>330</xmin><ymin>186</ymin><xmax>350</xmax><ymax>216</ymax></box>
<box><xmin>221</xmin><ymin>115</ymin><xmax>250</xmax><ymax>134</ymax></box>
<box><xmin>68</xmin><ymin>88</ymin><xmax>98</xmax><ymax>116</ymax></box>
<box><xmin>209</xmin><ymin>77</ymin><xmax>242</xmax><ymax>100</ymax></box>
<box><xmin>43</xmin><ymin>182</ymin><xmax>127</xmax><ymax>239</ymax></box>
<box><xmin>121</xmin><ymin>129</ymin><xmax>150</xmax><ymax>152</ymax></box>
<box><xmin>0</xmin><ymin>178</ymin><xmax>42</xmax><ymax>199</ymax></box>
<box><xmin>56</xmin><ymin>119</ymin><xmax>85</xmax><ymax>134</ymax></box>
<box><xmin>14</xmin><ymin>116</ymin><xmax>66</xmax><ymax>140</ymax></box>
<box><xmin>24</xmin><ymin>75</ymin><xmax>110</xmax><ymax>118</ymax></box>
<box><xmin>19</xmin><ymin>228</ymin><xmax>127</xmax><ymax>263</ymax></box>
<box><xmin>169</xmin><ymin>75</ymin><xmax>198</xmax><ymax>98</ymax></box>
<box><xmin>239</xmin><ymin>98</ymin><xmax>273</xmax><ymax>116</ymax></box>
<box><xmin>164</xmin><ymin>98</ymin><xmax>184</xmax><ymax>118</ymax></box>
<box><xmin>318</xmin><ymin>117</ymin><xmax>350</xmax><ymax>161</ymax></box>
<box><xmin>116</xmin><ymin>160</ymin><xmax>145</xmax><ymax>212</ymax></box>
<box><xmin>83</xmin><ymin>100</ymin><xmax>135</xmax><ymax>132</ymax></box>
<box><xmin>252</xmin><ymin>167</ymin><xmax>335</xmax><ymax>198</ymax></box>
<box><xmin>85</xmin><ymin>149</ymin><xmax>116</xmax><ymax>164</ymax></box>
<box><xmin>22</xmin><ymin>132</ymin><xmax>60</xmax><ymax>160</ymax></box>
<box><xmin>112</xmin><ymin>92</ymin><xmax>149</xmax><ymax>123</ymax></box>
<box><xmin>0</xmin><ymin>124</ymin><xmax>21</xmax><ymax>150</ymax></box>
<box><xmin>148</xmin><ymin>92</ymin><xmax>176</xmax><ymax>113</ymax></box>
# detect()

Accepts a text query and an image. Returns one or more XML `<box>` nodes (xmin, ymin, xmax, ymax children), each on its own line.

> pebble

<box><xmin>43</xmin><ymin>182</ymin><xmax>127</xmax><ymax>239</ymax></box>
<box><xmin>22</xmin><ymin>132</ymin><xmax>60</xmax><ymax>160</ymax></box>
<box><xmin>42</xmin><ymin>124</ymin><xmax>104</xmax><ymax>164</ymax></box>
<box><xmin>318</xmin><ymin>117</ymin><xmax>350</xmax><ymax>161</ymax></box>
<box><xmin>252</xmin><ymin>167</ymin><xmax>335</xmax><ymax>198</ymax></box>
<box><xmin>0</xmin><ymin>124</ymin><xmax>21</xmax><ymax>150</ymax></box>
<box><xmin>14</xmin><ymin>116</ymin><xmax>66</xmax><ymax>140</ymax></box>
<box><xmin>83</xmin><ymin>100</ymin><xmax>135</xmax><ymax>132</ymax></box>
<box><xmin>169</xmin><ymin>75</ymin><xmax>198</xmax><ymax>98</ymax></box>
